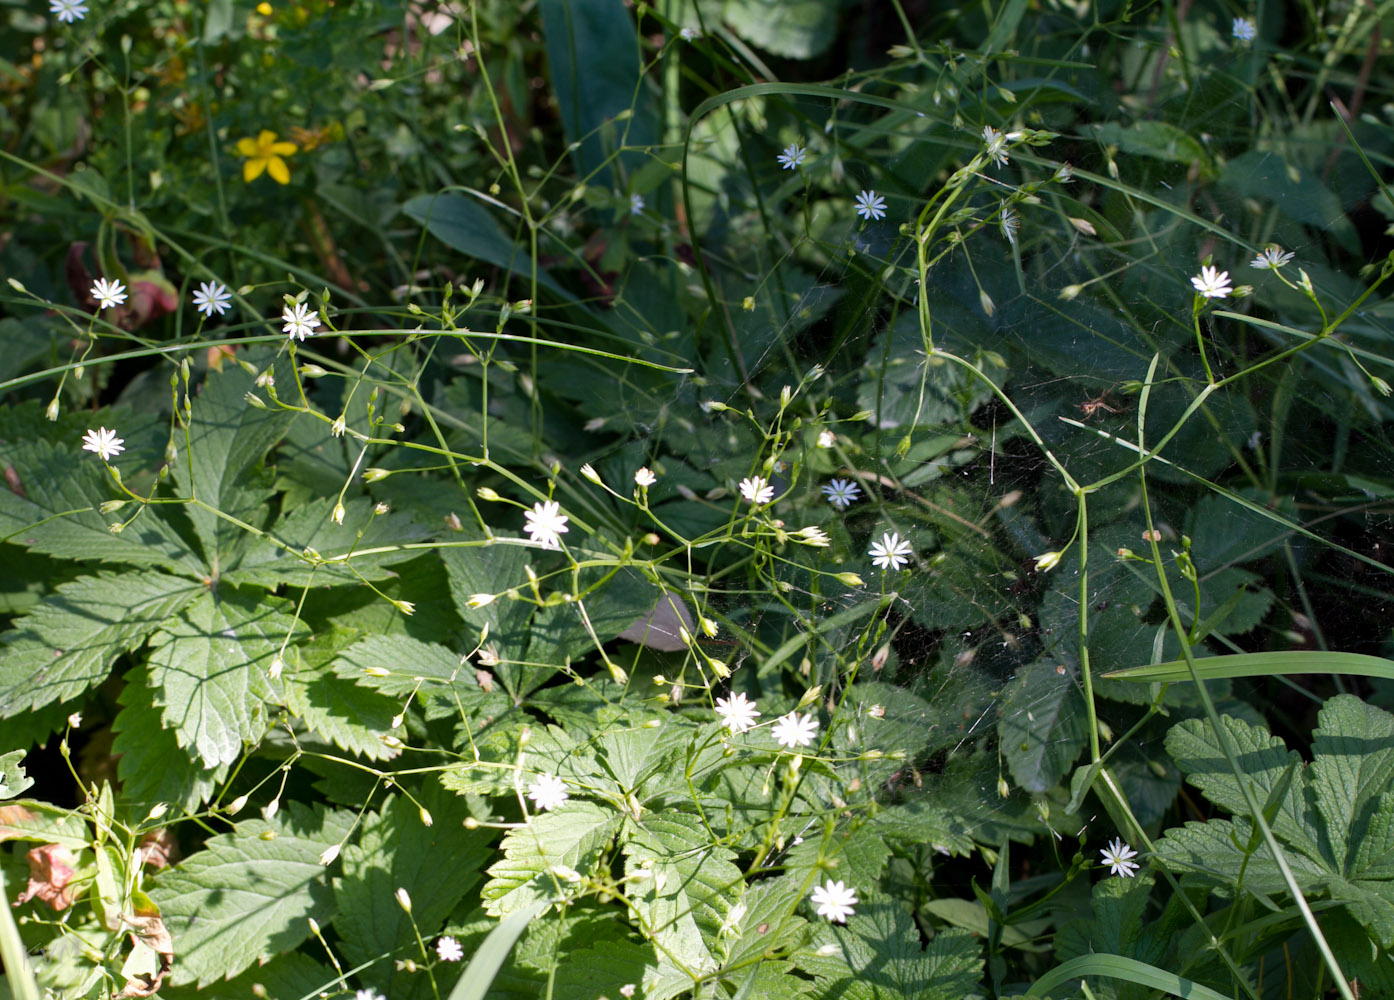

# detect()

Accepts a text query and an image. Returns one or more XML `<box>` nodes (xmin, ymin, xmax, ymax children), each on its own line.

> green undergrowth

<box><xmin>2</xmin><ymin>1</ymin><xmax>1394</xmax><ymax>999</ymax></box>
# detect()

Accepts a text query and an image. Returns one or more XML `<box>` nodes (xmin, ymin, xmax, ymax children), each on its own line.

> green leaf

<box><xmin>445</xmin><ymin>900</ymin><xmax>551</xmax><ymax>1000</ymax></box>
<box><xmin>113</xmin><ymin>668</ymin><xmax>226</xmax><ymax>812</ymax></box>
<box><xmin>0</xmin><ymin>752</ymin><xmax>33</xmax><ymax>800</ymax></box>
<box><xmin>226</xmin><ymin>498</ymin><xmax>429</xmax><ymax>588</ymax></box>
<box><xmin>794</xmin><ymin>900</ymin><xmax>983</xmax><ymax>1000</ymax></box>
<box><xmin>1027</xmin><ymin>954</ymin><xmax>1235</xmax><ymax>1000</ymax></box>
<box><xmin>999</xmin><ymin>658</ymin><xmax>1088</xmax><ymax>794</ymax></box>
<box><xmin>148</xmin><ymin>803</ymin><xmax>353</xmax><ymax>987</ymax></box>
<box><xmin>1311</xmin><ymin>695</ymin><xmax>1394</xmax><ymax>870</ymax></box>
<box><xmin>1104</xmin><ymin>650</ymin><xmax>1394</xmax><ymax>684</ymax></box>
<box><xmin>147</xmin><ymin>588</ymin><xmax>302</xmax><ymax>768</ymax></box>
<box><xmin>623</xmin><ymin>812</ymin><xmax>743</xmax><ymax>974</ymax></box>
<box><xmin>0</xmin><ymin>799</ymin><xmax>89</xmax><ymax>851</ymax></box>
<box><xmin>172</xmin><ymin>359</ymin><xmax>294</xmax><ymax>571</ymax></box>
<box><xmin>0</xmin><ymin>571</ymin><xmax>203</xmax><ymax>716</ymax></box>
<box><xmin>1164</xmin><ymin>714</ymin><xmax>1327</xmax><ymax>865</ymax></box>
<box><xmin>284</xmin><ymin>667</ymin><xmax>399</xmax><ymax>762</ymax></box>
<box><xmin>0</xmin><ymin>440</ymin><xmax>203</xmax><ymax>576</ymax></box>
<box><xmin>539</xmin><ymin>0</ymin><xmax>658</xmax><ymax>179</ymax></box>
<box><xmin>335</xmin><ymin>783</ymin><xmax>493</xmax><ymax>997</ymax></box>
<box><xmin>1220</xmin><ymin>151</ymin><xmax>1360</xmax><ymax>254</ymax></box>
<box><xmin>440</xmin><ymin>543</ymin><xmax>536</xmax><ymax>647</ymax></box>
<box><xmin>551</xmin><ymin>939</ymin><xmax>661</xmax><ymax>1000</ymax></box>
<box><xmin>1088</xmin><ymin>121</ymin><xmax>1210</xmax><ymax>169</ymax></box>
<box><xmin>722</xmin><ymin>0</ymin><xmax>841</xmax><ymax>58</ymax></box>
<box><xmin>331</xmin><ymin>634</ymin><xmax>483</xmax><ymax>704</ymax></box>
<box><xmin>482</xmin><ymin>800</ymin><xmax>622</xmax><ymax>917</ymax></box>
<box><xmin>403</xmin><ymin>194</ymin><xmax>571</xmax><ymax>299</ymax></box>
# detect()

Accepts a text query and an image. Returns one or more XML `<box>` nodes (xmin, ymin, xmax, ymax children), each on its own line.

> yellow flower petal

<box><xmin>256</xmin><ymin>129</ymin><xmax>279</xmax><ymax>147</ymax></box>
<box><xmin>244</xmin><ymin>158</ymin><xmax>267</xmax><ymax>182</ymax></box>
<box><xmin>270</xmin><ymin>141</ymin><xmax>298</xmax><ymax>156</ymax></box>
<box><xmin>267</xmin><ymin>156</ymin><xmax>290</xmax><ymax>185</ymax></box>
<box><xmin>235</xmin><ymin>137</ymin><xmax>261</xmax><ymax>156</ymax></box>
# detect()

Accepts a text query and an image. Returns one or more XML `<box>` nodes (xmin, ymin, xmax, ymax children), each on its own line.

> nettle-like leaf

<box><xmin>0</xmin><ymin>749</ymin><xmax>34</xmax><ymax>799</ymax></box>
<box><xmin>794</xmin><ymin>899</ymin><xmax>983</xmax><ymax>1000</ymax></box>
<box><xmin>147</xmin><ymin>588</ymin><xmax>303</xmax><ymax>768</ymax></box>
<box><xmin>482</xmin><ymin>800</ymin><xmax>622</xmax><ymax>917</ymax></box>
<box><xmin>0</xmin><ymin>571</ymin><xmax>203</xmax><ymax>716</ymax></box>
<box><xmin>1157</xmin><ymin>696</ymin><xmax>1394</xmax><ymax>946</ymax></box>
<box><xmin>225</xmin><ymin>498</ymin><xmax>430</xmax><ymax>588</ymax></box>
<box><xmin>998</xmin><ymin>657</ymin><xmax>1089</xmax><ymax>794</ymax></box>
<box><xmin>113</xmin><ymin>668</ymin><xmax>228</xmax><ymax>812</ymax></box>
<box><xmin>0</xmin><ymin>439</ymin><xmax>204</xmax><ymax>576</ymax></box>
<box><xmin>149</xmin><ymin>802</ymin><xmax>354</xmax><ymax>987</ymax></box>
<box><xmin>622</xmin><ymin>811</ymin><xmax>743</xmax><ymax>977</ymax></box>
<box><xmin>334</xmin><ymin>782</ymin><xmax>492</xmax><ymax>997</ymax></box>
<box><xmin>172</xmin><ymin>357</ymin><xmax>295</xmax><ymax>572</ymax></box>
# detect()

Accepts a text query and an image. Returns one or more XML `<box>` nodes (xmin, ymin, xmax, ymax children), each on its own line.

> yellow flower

<box><xmin>235</xmin><ymin>130</ymin><xmax>297</xmax><ymax>184</ymax></box>
<box><xmin>256</xmin><ymin>2</ymin><xmax>272</xmax><ymax>14</ymax></box>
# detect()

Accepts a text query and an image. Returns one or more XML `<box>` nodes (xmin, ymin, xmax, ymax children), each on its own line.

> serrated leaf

<box><xmin>0</xmin><ymin>440</ymin><xmax>204</xmax><ymax>575</ymax></box>
<box><xmin>113</xmin><ymin>669</ymin><xmax>226</xmax><ymax>812</ymax></box>
<box><xmin>785</xmin><ymin>828</ymin><xmax>891</xmax><ymax>898</ymax></box>
<box><xmin>1312</xmin><ymin>695</ymin><xmax>1394</xmax><ymax>871</ymax></box>
<box><xmin>0</xmin><ymin>799</ymin><xmax>89</xmax><ymax>850</ymax></box>
<box><xmin>335</xmin><ymin>783</ymin><xmax>492</xmax><ymax>997</ymax></box>
<box><xmin>999</xmin><ymin>659</ymin><xmax>1088</xmax><ymax>793</ymax></box>
<box><xmin>148</xmin><ymin>588</ymin><xmax>301</xmax><ymax>768</ymax></box>
<box><xmin>550</xmin><ymin>939</ymin><xmax>660</xmax><ymax>1000</ymax></box>
<box><xmin>148</xmin><ymin>803</ymin><xmax>353</xmax><ymax>987</ymax></box>
<box><xmin>623</xmin><ymin>812</ymin><xmax>742</xmax><ymax>975</ymax></box>
<box><xmin>1055</xmin><ymin>872</ymin><xmax>1161</xmax><ymax>972</ymax></box>
<box><xmin>482</xmin><ymin>801</ymin><xmax>621</xmax><ymax>917</ymax></box>
<box><xmin>157</xmin><ymin>951</ymin><xmax>337</xmax><ymax>1000</ymax></box>
<box><xmin>284</xmin><ymin>667</ymin><xmax>399</xmax><ymax>762</ymax></box>
<box><xmin>172</xmin><ymin>359</ymin><xmax>294</xmax><ymax>569</ymax></box>
<box><xmin>1164</xmin><ymin>715</ymin><xmax>1327</xmax><ymax>865</ymax></box>
<box><xmin>794</xmin><ymin>900</ymin><xmax>983</xmax><ymax>1000</ymax></box>
<box><xmin>330</xmin><ymin>634</ymin><xmax>475</xmax><ymax>700</ymax></box>
<box><xmin>722</xmin><ymin>0</ymin><xmax>840</xmax><ymax>58</ymax></box>
<box><xmin>225</xmin><ymin>499</ymin><xmax>429</xmax><ymax>588</ymax></box>
<box><xmin>0</xmin><ymin>571</ymin><xmax>203</xmax><ymax>716</ymax></box>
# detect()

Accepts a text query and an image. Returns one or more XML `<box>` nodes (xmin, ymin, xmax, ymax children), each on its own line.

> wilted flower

<box><xmin>1249</xmin><ymin>245</ymin><xmax>1294</xmax><ymax>270</ymax></box>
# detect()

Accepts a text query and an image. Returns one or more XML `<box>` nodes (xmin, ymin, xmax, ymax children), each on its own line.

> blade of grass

<box><xmin>1027</xmin><ymin>954</ymin><xmax>1234</xmax><ymax>1000</ymax></box>
<box><xmin>0</xmin><ymin>868</ymin><xmax>42</xmax><ymax>1000</ymax></box>
<box><xmin>1103</xmin><ymin>650</ymin><xmax>1394</xmax><ymax>683</ymax></box>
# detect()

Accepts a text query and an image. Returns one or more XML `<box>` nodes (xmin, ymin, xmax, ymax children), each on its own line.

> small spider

<box><xmin>1078</xmin><ymin>393</ymin><xmax>1123</xmax><ymax>419</ymax></box>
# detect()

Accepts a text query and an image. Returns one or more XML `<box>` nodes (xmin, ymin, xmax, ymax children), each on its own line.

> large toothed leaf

<box><xmin>113</xmin><ymin>668</ymin><xmax>226</xmax><ymax>813</ymax></box>
<box><xmin>622</xmin><ymin>811</ymin><xmax>742</xmax><ymax>974</ymax></box>
<box><xmin>171</xmin><ymin>358</ymin><xmax>295</xmax><ymax>571</ymax></box>
<box><xmin>334</xmin><ymin>782</ymin><xmax>493</xmax><ymax>997</ymax></box>
<box><xmin>149</xmin><ymin>803</ymin><xmax>354</xmax><ymax>987</ymax></box>
<box><xmin>482</xmin><ymin>801</ymin><xmax>622</xmax><ymax>917</ymax></box>
<box><xmin>0</xmin><ymin>440</ymin><xmax>204</xmax><ymax>575</ymax></box>
<box><xmin>148</xmin><ymin>588</ymin><xmax>303</xmax><ymax>768</ymax></box>
<box><xmin>0</xmin><ymin>571</ymin><xmax>202</xmax><ymax>717</ymax></box>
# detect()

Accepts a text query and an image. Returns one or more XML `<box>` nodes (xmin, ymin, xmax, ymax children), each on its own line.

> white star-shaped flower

<box><xmin>777</xmin><ymin>142</ymin><xmax>807</xmax><ymax>170</ymax></box>
<box><xmin>635</xmin><ymin>467</ymin><xmax>656</xmax><ymax>486</ymax></box>
<box><xmin>49</xmin><ymin>0</ymin><xmax>88</xmax><ymax>22</ymax></box>
<box><xmin>282</xmin><ymin>301</ymin><xmax>322</xmax><ymax>341</ymax></box>
<box><xmin>1100</xmin><ymin>837</ymin><xmax>1140</xmax><ymax>877</ymax></box>
<box><xmin>81</xmin><ymin>427</ymin><xmax>125</xmax><ymax>461</ymax></box>
<box><xmin>854</xmin><ymin>190</ymin><xmax>886</xmax><ymax>221</ymax></box>
<box><xmin>1249</xmin><ymin>245</ymin><xmax>1294</xmax><ymax>270</ymax></box>
<box><xmin>435</xmin><ymin>936</ymin><xmax>463</xmax><ymax>962</ymax></box>
<box><xmin>354</xmin><ymin>990</ymin><xmax>384</xmax><ymax>1000</ymax></box>
<box><xmin>817</xmin><ymin>429</ymin><xmax>836</xmax><ymax>448</ymax></box>
<box><xmin>714</xmin><ymin>692</ymin><xmax>761</xmax><ymax>733</ymax></box>
<box><xmin>739</xmin><ymin>476</ymin><xmax>774</xmax><ymax>506</ymax></box>
<box><xmin>982</xmin><ymin>125</ymin><xmax>1010</xmax><ymax>168</ymax></box>
<box><xmin>1232</xmin><ymin>17</ymin><xmax>1256</xmax><ymax>41</ymax></box>
<box><xmin>810</xmin><ymin>879</ymin><xmax>858</xmax><ymax>922</ymax></box>
<box><xmin>823</xmin><ymin>478</ymin><xmax>861</xmax><ymax>508</ymax></box>
<box><xmin>679</xmin><ymin>26</ymin><xmax>698</xmax><ymax>41</ymax></box>
<box><xmin>630</xmin><ymin>193</ymin><xmax>645</xmax><ymax>215</ymax></box>
<box><xmin>90</xmin><ymin>277</ymin><xmax>127</xmax><ymax>310</ymax></box>
<box><xmin>1190</xmin><ymin>265</ymin><xmax>1232</xmax><ymax>299</ymax></box>
<box><xmin>192</xmin><ymin>280</ymin><xmax>231</xmax><ymax>317</ymax></box>
<box><xmin>523</xmin><ymin>499</ymin><xmax>570</xmax><ymax>549</ymax></box>
<box><xmin>771</xmin><ymin>711</ymin><xmax>818</xmax><ymax>748</ymax></box>
<box><xmin>527</xmin><ymin>774</ymin><xmax>570</xmax><ymax>811</ymax></box>
<box><xmin>868</xmin><ymin>531</ymin><xmax>912</xmax><ymax>570</ymax></box>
